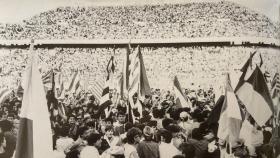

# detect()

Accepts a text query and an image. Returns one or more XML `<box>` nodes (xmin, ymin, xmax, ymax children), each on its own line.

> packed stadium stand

<box><xmin>0</xmin><ymin>1</ymin><xmax>279</xmax><ymax>93</ymax></box>
<box><xmin>0</xmin><ymin>1</ymin><xmax>279</xmax><ymax>40</ymax></box>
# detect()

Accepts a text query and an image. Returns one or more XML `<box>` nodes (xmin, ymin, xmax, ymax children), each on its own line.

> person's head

<box><xmin>117</xmin><ymin>111</ymin><xmax>126</xmax><ymax>124</ymax></box>
<box><xmin>125</xmin><ymin>122</ymin><xmax>133</xmax><ymax>132</ymax></box>
<box><xmin>179</xmin><ymin>143</ymin><xmax>196</xmax><ymax>158</ymax></box>
<box><xmin>86</xmin><ymin>132</ymin><xmax>102</xmax><ymax>148</ymax></box>
<box><xmin>105</xmin><ymin>117</ymin><xmax>113</xmax><ymax>127</ymax></box>
<box><xmin>192</xmin><ymin>128</ymin><xmax>204</xmax><ymax>140</ymax></box>
<box><xmin>162</xmin><ymin>118</ymin><xmax>174</xmax><ymax>130</ymax></box>
<box><xmin>105</xmin><ymin>126</ymin><xmax>114</xmax><ymax>138</ymax></box>
<box><xmin>7</xmin><ymin>113</ymin><xmax>14</xmax><ymax>122</ymax></box>
<box><xmin>82</xmin><ymin>105</ymin><xmax>88</xmax><ymax>112</ymax></box>
<box><xmin>79</xmin><ymin>127</ymin><xmax>90</xmax><ymax>139</ymax></box>
<box><xmin>179</xmin><ymin>111</ymin><xmax>190</xmax><ymax>122</ymax></box>
<box><xmin>0</xmin><ymin>120</ymin><xmax>13</xmax><ymax>132</ymax></box>
<box><xmin>173</xmin><ymin>133</ymin><xmax>185</xmax><ymax>149</ymax></box>
<box><xmin>126</xmin><ymin>127</ymin><xmax>142</xmax><ymax>144</ymax></box>
<box><xmin>142</xmin><ymin>126</ymin><xmax>154</xmax><ymax>141</ymax></box>
<box><xmin>68</xmin><ymin>115</ymin><xmax>76</xmax><ymax>125</ymax></box>
<box><xmin>173</xmin><ymin>155</ymin><xmax>185</xmax><ymax>158</ymax></box>
<box><xmin>59</xmin><ymin>126</ymin><xmax>69</xmax><ymax>137</ymax></box>
<box><xmin>166</xmin><ymin>124</ymin><xmax>181</xmax><ymax>135</ymax></box>
<box><xmin>159</xmin><ymin>129</ymin><xmax>172</xmax><ymax>143</ymax></box>
<box><xmin>0</xmin><ymin>133</ymin><xmax>6</xmax><ymax>148</ymax></box>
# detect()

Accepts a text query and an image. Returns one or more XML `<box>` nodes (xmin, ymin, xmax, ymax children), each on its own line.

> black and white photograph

<box><xmin>0</xmin><ymin>0</ymin><xmax>279</xmax><ymax>158</ymax></box>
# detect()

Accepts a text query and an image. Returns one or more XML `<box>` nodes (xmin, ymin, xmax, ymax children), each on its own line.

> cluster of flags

<box><xmin>215</xmin><ymin>51</ymin><xmax>280</xmax><ymax>156</ymax></box>
<box><xmin>13</xmin><ymin>40</ymin><xmax>280</xmax><ymax>157</ymax></box>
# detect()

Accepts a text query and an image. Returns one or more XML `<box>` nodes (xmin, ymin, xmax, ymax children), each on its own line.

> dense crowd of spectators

<box><xmin>0</xmin><ymin>1</ymin><xmax>278</xmax><ymax>40</ymax></box>
<box><xmin>0</xmin><ymin>46</ymin><xmax>279</xmax><ymax>94</ymax></box>
<box><xmin>0</xmin><ymin>75</ymin><xmax>278</xmax><ymax>158</ymax></box>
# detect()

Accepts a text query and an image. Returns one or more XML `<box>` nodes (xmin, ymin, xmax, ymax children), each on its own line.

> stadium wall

<box><xmin>0</xmin><ymin>37</ymin><xmax>279</xmax><ymax>49</ymax></box>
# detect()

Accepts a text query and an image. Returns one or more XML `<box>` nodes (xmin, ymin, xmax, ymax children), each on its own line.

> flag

<box><xmin>99</xmin><ymin>56</ymin><xmax>115</xmax><ymax>117</ymax></box>
<box><xmin>271</xmin><ymin>72</ymin><xmax>280</xmax><ymax>128</ymax></box>
<box><xmin>173</xmin><ymin>76</ymin><xmax>191</xmax><ymax>108</ymax></box>
<box><xmin>217</xmin><ymin>73</ymin><xmax>242</xmax><ymax>145</ymax></box>
<box><xmin>54</xmin><ymin>72</ymin><xmax>65</xmax><ymax>99</ymax></box>
<box><xmin>90</xmin><ymin>81</ymin><xmax>104</xmax><ymax>101</ymax></box>
<box><xmin>236</xmin><ymin>66</ymin><xmax>274</xmax><ymax>126</ymax></box>
<box><xmin>234</xmin><ymin>51</ymin><xmax>257</xmax><ymax>92</ymax></box>
<box><xmin>206</xmin><ymin>95</ymin><xmax>225</xmax><ymax>136</ymax></box>
<box><xmin>15</xmin><ymin>42</ymin><xmax>53</xmax><ymax>158</ymax></box>
<box><xmin>128</xmin><ymin>46</ymin><xmax>151</xmax><ymax>107</ymax></box>
<box><xmin>66</xmin><ymin>70</ymin><xmax>80</xmax><ymax>94</ymax></box>
<box><xmin>121</xmin><ymin>44</ymin><xmax>131</xmax><ymax>99</ymax></box>
<box><xmin>271</xmin><ymin>73</ymin><xmax>280</xmax><ymax>99</ymax></box>
<box><xmin>42</xmin><ymin>69</ymin><xmax>54</xmax><ymax>91</ymax></box>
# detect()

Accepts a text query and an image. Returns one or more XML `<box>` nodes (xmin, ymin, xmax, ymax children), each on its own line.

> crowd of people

<box><xmin>0</xmin><ymin>1</ymin><xmax>279</xmax><ymax>40</ymax></box>
<box><xmin>0</xmin><ymin>1</ymin><xmax>279</xmax><ymax>158</ymax></box>
<box><xmin>0</xmin><ymin>75</ymin><xmax>278</xmax><ymax>158</ymax></box>
<box><xmin>0</xmin><ymin>46</ymin><xmax>279</xmax><ymax>93</ymax></box>
<box><xmin>0</xmin><ymin>45</ymin><xmax>278</xmax><ymax>158</ymax></box>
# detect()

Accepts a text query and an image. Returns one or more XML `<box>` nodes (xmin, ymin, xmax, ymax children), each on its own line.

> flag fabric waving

<box><xmin>236</xmin><ymin>66</ymin><xmax>274</xmax><ymax>126</ymax></box>
<box><xmin>99</xmin><ymin>56</ymin><xmax>115</xmax><ymax>118</ymax></box>
<box><xmin>15</xmin><ymin>42</ymin><xmax>53</xmax><ymax>158</ymax></box>
<box><xmin>66</xmin><ymin>70</ymin><xmax>81</xmax><ymax>94</ymax></box>
<box><xmin>217</xmin><ymin>73</ymin><xmax>242</xmax><ymax>145</ymax></box>
<box><xmin>128</xmin><ymin>46</ymin><xmax>151</xmax><ymax>107</ymax></box>
<box><xmin>235</xmin><ymin>51</ymin><xmax>257</xmax><ymax>92</ymax></box>
<box><xmin>173</xmin><ymin>76</ymin><xmax>191</xmax><ymax>108</ymax></box>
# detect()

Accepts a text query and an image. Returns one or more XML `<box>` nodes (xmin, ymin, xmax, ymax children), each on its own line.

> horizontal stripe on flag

<box><xmin>237</xmin><ymin>82</ymin><xmax>272</xmax><ymax>126</ymax></box>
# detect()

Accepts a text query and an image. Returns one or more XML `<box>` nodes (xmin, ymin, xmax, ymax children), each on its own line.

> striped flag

<box><xmin>66</xmin><ymin>71</ymin><xmax>81</xmax><ymax>94</ymax></box>
<box><xmin>173</xmin><ymin>76</ymin><xmax>191</xmax><ymax>108</ymax></box>
<box><xmin>128</xmin><ymin>46</ymin><xmax>151</xmax><ymax>107</ymax></box>
<box><xmin>89</xmin><ymin>81</ymin><xmax>104</xmax><ymax>101</ymax></box>
<box><xmin>271</xmin><ymin>72</ymin><xmax>280</xmax><ymax>127</ymax></box>
<box><xmin>235</xmin><ymin>51</ymin><xmax>257</xmax><ymax>92</ymax></box>
<box><xmin>271</xmin><ymin>73</ymin><xmax>280</xmax><ymax>99</ymax></box>
<box><xmin>121</xmin><ymin>44</ymin><xmax>131</xmax><ymax>99</ymax></box>
<box><xmin>15</xmin><ymin>42</ymin><xmax>53</xmax><ymax>158</ymax></box>
<box><xmin>217</xmin><ymin>73</ymin><xmax>242</xmax><ymax>145</ymax></box>
<box><xmin>99</xmin><ymin>56</ymin><xmax>115</xmax><ymax>117</ymax></box>
<box><xmin>42</xmin><ymin>69</ymin><xmax>54</xmax><ymax>91</ymax></box>
<box><xmin>236</xmin><ymin>66</ymin><xmax>274</xmax><ymax>126</ymax></box>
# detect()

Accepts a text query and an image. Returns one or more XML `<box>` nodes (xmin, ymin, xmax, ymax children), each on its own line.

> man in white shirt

<box><xmin>159</xmin><ymin>129</ymin><xmax>181</xmax><ymax>158</ymax></box>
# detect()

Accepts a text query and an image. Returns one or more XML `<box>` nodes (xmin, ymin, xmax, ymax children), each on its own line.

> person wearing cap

<box><xmin>136</xmin><ymin>126</ymin><xmax>159</xmax><ymax>158</ymax></box>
